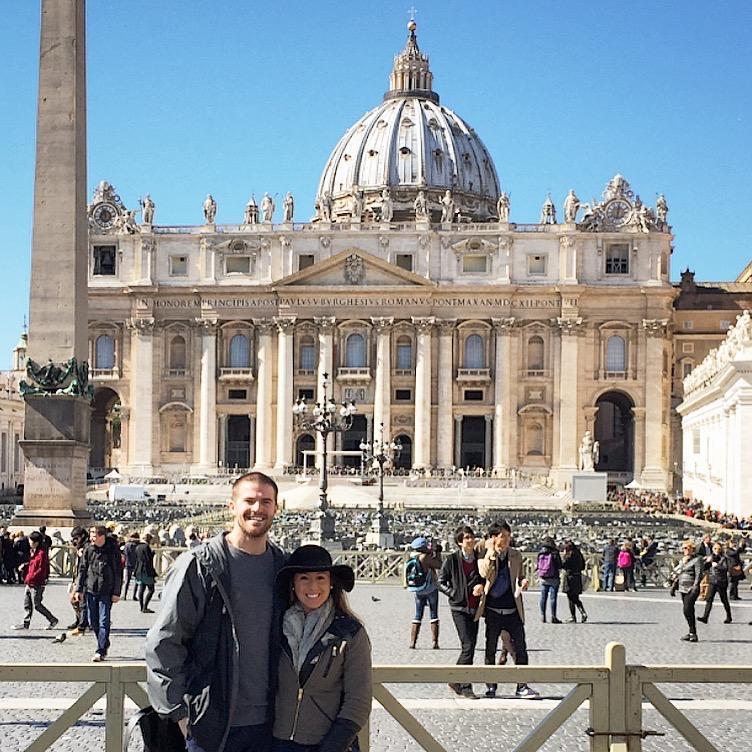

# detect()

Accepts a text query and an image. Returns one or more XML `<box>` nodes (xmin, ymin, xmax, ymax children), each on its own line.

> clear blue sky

<box><xmin>1</xmin><ymin>1</ymin><xmax>751</xmax><ymax>369</ymax></box>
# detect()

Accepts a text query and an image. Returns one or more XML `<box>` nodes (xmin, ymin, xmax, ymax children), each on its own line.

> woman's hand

<box><xmin>472</xmin><ymin>584</ymin><xmax>484</xmax><ymax>597</ymax></box>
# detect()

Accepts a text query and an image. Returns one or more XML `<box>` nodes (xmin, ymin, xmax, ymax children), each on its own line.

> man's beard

<box><xmin>239</xmin><ymin>514</ymin><xmax>273</xmax><ymax>538</ymax></box>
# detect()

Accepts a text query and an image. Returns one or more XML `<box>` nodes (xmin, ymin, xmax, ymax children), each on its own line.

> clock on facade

<box><xmin>92</xmin><ymin>203</ymin><xmax>119</xmax><ymax>230</ymax></box>
<box><xmin>604</xmin><ymin>199</ymin><xmax>632</xmax><ymax>227</ymax></box>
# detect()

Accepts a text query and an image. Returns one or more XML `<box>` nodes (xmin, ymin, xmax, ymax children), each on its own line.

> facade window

<box><xmin>395</xmin><ymin>388</ymin><xmax>412</xmax><ymax>401</ymax></box>
<box><xmin>396</xmin><ymin>254</ymin><xmax>414</xmax><ymax>272</ymax></box>
<box><xmin>682</xmin><ymin>321</ymin><xmax>694</xmax><ymax>330</ymax></box>
<box><xmin>527</xmin><ymin>254</ymin><xmax>547</xmax><ymax>276</ymax></box>
<box><xmin>298</xmin><ymin>388</ymin><xmax>314</xmax><ymax>400</ymax></box>
<box><xmin>682</xmin><ymin>342</ymin><xmax>695</xmax><ymax>353</ymax></box>
<box><xmin>464</xmin><ymin>389</ymin><xmax>484</xmax><ymax>401</ymax></box>
<box><xmin>229</xmin><ymin>334</ymin><xmax>251</xmax><ymax>368</ymax></box>
<box><xmin>527</xmin><ymin>336</ymin><xmax>545</xmax><ymax>371</ymax></box>
<box><xmin>95</xmin><ymin>335</ymin><xmax>115</xmax><ymax>369</ymax></box>
<box><xmin>345</xmin><ymin>333</ymin><xmax>366</xmax><ymax>367</ymax></box>
<box><xmin>526</xmin><ymin>422</ymin><xmax>544</xmax><ymax>456</ymax></box>
<box><xmin>298</xmin><ymin>254</ymin><xmax>315</xmax><ymax>271</ymax></box>
<box><xmin>396</xmin><ymin>336</ymin><xmax>412</xmax><ymax>369</ymax></box>
<box><xmin>605</xmin><ymin>335</ymin><xmax>626</xmax><ymax>372</ymax></box>
<box><xmin>682</xmin><ymin>360</ymin><xmax>694</xmax><ymax>378</ymax></box>
<box><xmin>169</xmin><ymin>336</ymin><xmax>187</xmax><ymax>370</ymax></box>
<box><xmin>93</xmin><ymin>246</ymin><xmax>117</xmax><ymax>276</ymax></box>
<box><xmin>228</xmin><ymin>388</ymin><xmax>248</xmax><ymax>400</ymax></box>
<box><xmin>464</xmin><ymin>334</ymin><xmax>485</xmax><ymax>368</ymax></box>
<box><xmin>170</xmin><ymin>255</ymin><xmax>188</xmax><ymax>276</ymax></box>
<box><xmin>299</xmin><ymin>337</ymin><xmax>316</xmax><ymax>371</ymax></box>
<box><xmin>462</xmin><ymin>255</ymin><xmax>487</xmax><ymax>274</ymax></box>
<box><xmin>226</xmin><ymin>256</ymin><xmax>251</xmax><ymax>274</ymax></box>
<box><xmin>605</xmin><ymin>243</ymin><xmax>629</xmax><ymax>274</ymax></box>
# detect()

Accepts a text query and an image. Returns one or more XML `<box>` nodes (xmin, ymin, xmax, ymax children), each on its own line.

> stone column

<box><xmin>372</xmin><ymin>317</ymin><xmax>394</xmax><ymax>441</ymax></box>
<box><xmin>314</xmin><ymin>316</ymin><xmax>336</xmax><ymax>466</ymax></box>
<box><xmin>484</xmin><ymin>415</ymin><xmax>493</xmax><ymax>469</ymax></box>
<box><xmin>491</xmin><ymin>318</ymin><xmax>516</xmax><ymax>472</ymax></box>
<box><xmin>274</xmin><ymin>317</ymin><xmax>296</xmax><ymax>470</ymax></box>
<box><xmin>436</xmin><ymin>320</ymin><xmax>456</xmax><ymax>468</ymax></box>
<box><xmin>253</xmin><ymin>319</ymin><xmax>274</xmax><ymax>468</ymax></box>
<box><xmin>195</xmin><ymin>319</ymin><xmax>218</xmax><ymax>472</ymax></box>
<box><xmin>631</xmin><ymin>407</ymin><xmax>646</xmax><ymax>482</ymax></box>
<box><xmin>17</xmin><ymin>0</ymin><xmax>91</xmax><ymax>526</ymax></box>
<box><xmin>412</xmin><ymin>317</ymin><xmax>434</xmax><ymax>469</ymax></box>
<box><xmin>218</xmin><ymin>413</ymin><xmax>227</xmax><ymax>469</ymax></box>
<box><xmin>551</xmin><ymin>317</ymin><xmax>585</xmax><ymax>487</ymax></box>
<box><xmin>248</xmin><ymin>415</ymin><xmax>256</xmax><ymax>468</ymax></box>
<box><xmin>640</xmin><ymin>319</ymin><xmax>669</xmax><ymax>489</ymax></box>
<box><xmin>126</xmin><ymin>318</ymin><xmax>155</xmax><ymax>475</ymax></box>
<box><xmin>454</xmin><ymin>415</ymin><xmax>463</xmax><ymax>468</ymax></box>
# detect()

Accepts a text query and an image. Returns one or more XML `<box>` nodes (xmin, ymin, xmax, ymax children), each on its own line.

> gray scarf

<box><xmin>282</xmin><ymin>598</ymin><xmax>334</xmax><ymax>674</ymax></box>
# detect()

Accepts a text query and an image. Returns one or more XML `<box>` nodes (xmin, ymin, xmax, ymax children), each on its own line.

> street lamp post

<box><xmin>292</xmin><ymin>373</ymin><xmax>356</xmax><ymax>541</ymax></box>
<box><xmin>360</xmin><ymin>422</ymin><xmax>401</xmax><ymax>541</ymax></box>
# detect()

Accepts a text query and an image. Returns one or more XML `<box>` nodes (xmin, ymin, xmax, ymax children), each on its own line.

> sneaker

<box><xmin>680</xmin><ymin>633</ymin><xmax>698</xmax><ymax>642</ymax></box>
<box><xmin>580</xmin><ymin>612</ymin><xmax>588</xmax><ymax>623</ymax></box>
<box><xmin>460</xmin><ymin>687</ymin><xmax>479</xmax><ymax>699</ymax></box>
<box><xmin>515</xmin><ymin>684</ymin><xmax>540</xmax><ymax>699</ymax></box>
<box><xmin>141</xmin><ymin>608</ymin><xmax>155</xmax><ymax>614</ymax></box>
<box><xmin>484</xmin><ymin>688</ymin><xmax>497</xmax><ymax>699</ymax></box>
<box><xmin>566</xmin><ymin>617</ymin><xmax>577</xmax><ymax>623</ymax></box>
<box><xmin>92</xmin><ymin>653</ymin><xmax>105</xmax><ymax>662</ymax></box>
<box><xmin>11</xmin><ymin>623</ymin><xmax>29</xmax><ymax>630</ymax></box>
<box><xmin>448</xmin><ymin>683</ymin><xmax>462</xmax><ymax>695</ymax></box>
<box><xmin>723</xmin><ymin>617</ymin><xmax>732</xmax><ymax>624</ymax></box>
<box><xmin>551</xmin><ymin>617</ymin><xmax>562</xmax><ymax>624</ymax></box>
<box><xmin>46</xmin><ymin>618</ymin><xmax>59</xmax><ymax>630</ymax></box>
<box><xmin>697</xmin><ymin>616</ymin><xmax>708</xmax><ymax>624</ymax></box>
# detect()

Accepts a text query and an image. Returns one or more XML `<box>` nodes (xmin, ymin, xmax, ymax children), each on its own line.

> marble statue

<box><xmin>656</xmin><ymin>193</ymin><xmax>668</xmax><ymax>224</ymax></box>
<box><xmin>379</xmin><ymin>187</ymin><xmax>393</xmax><ymax>222</ymax></box>
<box><xmin>318</xmin><ymin>191</ymin><xmax>333</xmax><ymax>222</ymax></box>
<box><xmin>243</xmin><ymin>196</ymin><xmax>258</xmax><ymax>225</ymax></box>
<box><xmin>414</xmin><ymin>190</ymin><xmax>428</xmax><ymax>219</ymax></box>
<box><xmin>283</xmin><ymin>192</ymin><xmax>294</xmax><ymax>222</ymax></box>
<box><xmin>563</xmin><ymin>189</ymin><xmax>580</xmax><ymax>223</ymax></box>
<box><xmin>440</xmin><ymin>189</ymin><xmax>455</xmax><ymax>223</ymax></box>
<box><xmin>496</xmin><ymin>191</ymin><xmax>510</xmax><ymax>222</ymax></box>
<box><xmin>119</xmin><ymin>209</ymin><xmax>140</xmax><ymax>234</ymax></box>
<box><xmin>140</xmin><ymin>194</ymin><xmax>155</xmax><ymax>224</ymax></box>
<box><xmin>350</xmin><ymin>186</ymin><xmax>364</xmax><ymax>220</ymax></box>
<box><xmin>540</xmin><ymin>194</ymin><xmax>556</xmax><ymax>224</ymax></box>
<box><xmin>261</xmin><ymin>193</ymin><xmax>275</xmax><ymax>223</ymax></box>
<box><xmin>203</xmin><ymin>194</ymin><xmax>217</xmax><ymax>224</ymax></box>
<box><xmin>578</xmin><ymin>430</ymin><xmax>599</xmax><ymax>471</ymax></box>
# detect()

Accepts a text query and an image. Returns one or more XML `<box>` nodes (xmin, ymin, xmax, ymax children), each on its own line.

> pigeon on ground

<box><xmin>52</xmin><ymin>633</ymin><xmax>67</xmax><ymax>644</ymax></box>
<box><xmin>371</xmin><ymin>596</ymin><xmax>381</xmax><ymax>602</ymax></box>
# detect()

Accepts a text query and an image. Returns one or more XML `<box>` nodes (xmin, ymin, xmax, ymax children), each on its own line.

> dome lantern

<box><xmin>385</xmin><ymin>20</ymin><xmax>438</xmax><ymax>105</ymax></box>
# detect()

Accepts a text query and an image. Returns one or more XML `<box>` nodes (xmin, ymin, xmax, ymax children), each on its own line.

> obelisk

<box><xmin>14</xmin><ymin>0</ymin><xmax>91</xmax><ymax>527</ymax></box>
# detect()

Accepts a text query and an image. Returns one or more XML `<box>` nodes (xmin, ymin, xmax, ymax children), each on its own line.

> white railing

<box><xmin>456</xmin><ymin>367</ymin><xmax>491</xmax><ymax>381</ymax></box>
<box><xmin>218</xmin><ymin>367</ymin><xmax>254</xmax><ymax>379</ymax></box>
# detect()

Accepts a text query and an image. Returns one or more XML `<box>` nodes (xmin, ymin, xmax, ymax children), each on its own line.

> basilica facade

<box><xmin>85</xmin><ymin>23</ymin><xmax>675</xmax><ymax>490</ymax></box>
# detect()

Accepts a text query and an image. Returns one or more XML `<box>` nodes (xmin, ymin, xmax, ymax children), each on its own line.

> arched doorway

<box><xmin>296</xmin><ymin>433</ymin><xmax>315</xmax><ymax>467</ymax></box>
<box><xmin>90</xmin><ymin>387</ymin><xmax>121</xmax><ymax>471</ymax></box>
<box><xmin>460</xmin><ymin>416</ymin><xmax>486</xmax><ymax>469</ymax></box>
<box><xmin>226</xmin><ymin>415</ymin><xmax>250</xmax><ymax>469</ymax></box>
<box><xmin>341</xmin><ymin>415</ymin><xmax>367</xmax><ymax>467</ymax></box>
<box><xmin>594</xmin><ymin>391</ymin><xmax>634</xmax><ymax>473</ymax></box>
<box><xmin>394</xmin><ymin>434</ymin><xmax>412</xmax><ymax>469</ymax></box>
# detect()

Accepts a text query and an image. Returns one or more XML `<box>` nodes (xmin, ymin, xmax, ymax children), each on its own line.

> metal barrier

<box><xmin>1</xmin><ymin>643</ymin><xmax>750</xmax><ymax>751</ymax></box>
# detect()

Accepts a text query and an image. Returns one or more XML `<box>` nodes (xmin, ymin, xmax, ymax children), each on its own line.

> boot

<box><xmin>431</xmin><ymin>621</ymin><xmax>440</xmax><ymax>649</ymax></box>
<box><xmin>579</xmin><ymin>604</ymin><xmax>588</xmax><ymax>623</ymax></box>
<box><xmin>567</xmin><ymin>603</ymin><xmax>577</xmax><ymax>623</ymax></box>
<box><xmin>409</xmin><ymin>623</ymin><xmax>420</xmax><ymax>649</ymax></box>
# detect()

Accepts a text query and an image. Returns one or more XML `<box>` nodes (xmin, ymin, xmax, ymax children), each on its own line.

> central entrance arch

<box><xmin>460</xmin><ymin>416</ymin><xmax>486</xmax><ymax>469</ymax></box>
<box><xmin>226</xmin><ymin>415</ymin><xmax>250</xmax><ymax>469</ymax></box>
<box><xmin>90</xmin><ymin>387</ymin><xmax>121</xmax><ymax>471</ymax></box>
<box><xmin>594</xmin><ymin>391</ymin><xmax>634</xmax><ymax>473</ymax></box>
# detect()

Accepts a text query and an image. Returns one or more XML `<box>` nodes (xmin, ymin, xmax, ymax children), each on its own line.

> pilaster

<box><xmin>126</xmin><ymin>317</ymin><xmax>155</xmax><ymax>475</ymax></box>
<box><xmin>194</xmin><ymin>318</ymin><xmax>218</xmax><ymax>473</ymax></box>
<box><xmin>436</xmin><ymin>319</ymin><xmax>456</xmax><ymax>467</ymax></box>
<box><xmin>253</xmin><ymin>318</ymin><xmax>274</xmax><ymax>469</ymax></box>
<box><xmin>491</xmin><ymin>317</ymin><xmax>516</xmax><ymax>472</ymax></box>
<box><xmin>274</xmin><ymin>317</ymin><xmax>296</xmax><ymax>469</ymax></box>
<box><xmin>372</xmin><ymin>317</ymin><xmax>394</xmax><ymax>441</ymax></box>
<box><xmin>640</xmin><ymin>319</ymin><xmax>669</xmax><ymax>489</ymax></box>
<box><xmin>314</xmin><ymin>316</ymin><xmax>336</xmax><ymax>465</ymax></box>
<box><xmin>411</xmin><ymin>316</ymin><xmax>434</xmax><ymax>468</ymax></box>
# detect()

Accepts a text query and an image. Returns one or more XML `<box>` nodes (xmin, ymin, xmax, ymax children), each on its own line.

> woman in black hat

<box><xmin>272</xmin><ymin>545</ymin><xmax>372</xmax><ymax>752</ymax></box>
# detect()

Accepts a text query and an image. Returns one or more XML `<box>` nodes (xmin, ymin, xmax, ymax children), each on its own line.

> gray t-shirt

<box><xmin>226</xmin><ymin>542</ymin><xmax>275</xmax><ymax>727</ymax></box>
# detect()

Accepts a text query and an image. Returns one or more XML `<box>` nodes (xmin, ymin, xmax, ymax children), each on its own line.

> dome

<box><xmin>315</xmin><ymin>21</ymin><xmax>501</xmax><ymax>223</ymax></box>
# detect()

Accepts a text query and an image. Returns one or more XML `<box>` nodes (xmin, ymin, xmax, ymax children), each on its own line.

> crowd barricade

<box><xmin>1</xmin><ymin>643</ymin><xmax>750</xmax><ymax>751</ymax></box>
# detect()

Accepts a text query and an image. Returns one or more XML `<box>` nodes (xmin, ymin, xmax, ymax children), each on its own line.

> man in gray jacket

<box><xmin>145</xmin><ymin>472</ymin><xmax>287</xmax><ymax>752</ymax></box>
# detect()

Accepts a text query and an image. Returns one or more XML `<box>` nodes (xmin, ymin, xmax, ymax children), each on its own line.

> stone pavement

<box><xmin>1</xmin><ymin>579</ymin><xmax>751</xmax><ymax>751</ymax></box>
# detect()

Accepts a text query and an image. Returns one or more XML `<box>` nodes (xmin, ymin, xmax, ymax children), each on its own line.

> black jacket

<box><xmin>145</xmin><ymin>533</ymin><xmax>287</xmax><ymax>752</ymax></box>
<box><xmin>77</xmin><ymin>536</ymin><xmax>123</xmax><ymax>597</ymax></box>
<box><xmin>704</xmin><ymin>553</ymin><xmax>729</xmax><ymax>586</ymax></box>
<box><xmin>562</xmin><ymin>547</ymin><xmax>586</xmax><ymax>596</ymax></box>
<box><xmin>438</xmin><ymin>550</ymin><xmax>484</xmax><ymax>610</ymax></box>
<box><xmin>134</xmin><ymin>542</ymin><xmax>156</xmax><ymax>581</ymax></box>
<box><xmin>602</xmin><ymin>544</ymin><xmax>619</xmax><ymax>565</ymax></box>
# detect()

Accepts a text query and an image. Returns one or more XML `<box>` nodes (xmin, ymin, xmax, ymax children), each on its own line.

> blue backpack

<box><xmin>405</xmin><ymin>556</ymin><xmax>428</xmax><ymax>590</ymax></box>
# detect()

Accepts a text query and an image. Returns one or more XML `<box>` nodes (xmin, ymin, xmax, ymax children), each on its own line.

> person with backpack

<box><xmin>438</xmin><ymin>526</ymin><xmax>485</xmax><ymax>699</ymax></box>
<box><xmin>12</xmin><ymin>531</ymin><xmax>58</xmax><ymax>630</ymax></box>
<box><xmin>537</xmin><ymin>536</ymin><xmax>562</xmax><ymax>623</ymax></box>
<box><xmin>406</xmin><ymin>536</ymin><xmax>442</xmax><ymax>649</ymax></box>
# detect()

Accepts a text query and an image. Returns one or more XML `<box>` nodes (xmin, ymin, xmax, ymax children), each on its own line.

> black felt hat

<box><xmin>276</xmin><ymin>544</ymin><xmax>355</xmax><ymax>592</ymax></box>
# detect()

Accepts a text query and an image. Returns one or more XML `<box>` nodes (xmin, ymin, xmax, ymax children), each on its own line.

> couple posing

<box><xmin>145</xmin><ymin>472</ymin><xmax>371</xmax><ymax>752</ymax></box>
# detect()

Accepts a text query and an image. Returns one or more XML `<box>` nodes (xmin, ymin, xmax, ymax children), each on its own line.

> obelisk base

<box><xmin>14</xmin><ymin>395</ymin><xmax>92</xmax><ymax>529</ymax></box>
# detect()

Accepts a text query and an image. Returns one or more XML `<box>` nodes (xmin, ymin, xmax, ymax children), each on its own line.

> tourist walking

<box><xmin>726</xmin><ymin>538</ymin><xmax>746</xmax><ymax>600</ymax></box>
<box><xmin>406</xmin><ymin>536</ymin><xmax>442</xmax><ymax>649</ymax></box>
<box><xmin>67</xmin><ymin>526</ymin><xmax>89</xmax><ymax>632</ymax></box>
<box><xmin>537</xmin><ymin>536</ymin><xmax>562</xmax><ymax>623</ymax></box>
<box><xmin>75</xmin><ymin>525</ymin><xmax>123</xmax><ymax>661</ymax></box>
<box><xmin>617</xmin><ymin>542</ymin><xmax>636</xmax><ymax>591</ymax></box>
<box><xmin>669</xmin><ymin>539</ymin><xmax>704</xmax><ymax>642</ymax></box>
<box><xmin>1</xmin><ymin>528</ymin><xmax>17</xmax><ymax>583</ymax></box>
<box><xmin>477</xmin><ymin>520</ymin><xmax>538</xmax><ymax>698</ymax></box>
<box><xmin>134</xmin><ymin>533</ymin><xmax>157</xmax><ymax>613</ymax></box>
<box><xmin>146</xmin><ymin>472</ymin><xmax>286</xmax><ymax>752</ymax></box>
<box><xmin>698</xmin><ymin>542</ymin><xmax>732</xmax><ymax>624</ymax></box>
<box><xmin>12</xmin><ymin>531</ymin><xmax>58</xmax><ymax>630</ymax></box>
<box><xmin>637</xmin><ymin>537</ymin><xmax>658</xmax><ymax>587</ymax></box>
<box><xmin>562</xmin><ymin>540</ymin><xmax>588</xmax><ymax>623</ymax></box>
<box><xmin>123</xmin><ymin>531</ymin><xmax>140</xmax><ymax>601</ymax></box>
<box><xmin>438</xmin><ymin>525</ymin><xmax>485</xmax><ymax>699</ymax></box>
<box><xmin>271</xmin><ymin>545</ymin><xmax>372</xmax><ymax>752</ymax></box>
<box><xmin>602</xmin><ymin>538</ymin><xmax>618</xmax><ymax>591</ymax></box>
<box><xmin>13</xmin><ymin>531</ymin><xmax>30</xmax><ymax>576</ymax></box>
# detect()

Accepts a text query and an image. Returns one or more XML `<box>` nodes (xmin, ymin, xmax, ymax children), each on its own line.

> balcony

<box><xmin>219</xmin><ymin>367</ymin><xmax>254</xmax><ymax>382</ymax></box>
<box><xmin>164</xmin><ymin>368</ymin><xmax>189</xmax><ymax>378</ymax></box>
<box><xmin>523</xmin><ymin>369</ymin><xmax>551</xmax><ymax>379</ymax></box>
<box><xmin>336</xmin><ymin>367</ymin><xmax>372</xmax><ymax>384</ymax></box>
<box><xmin>91</xmin><ymin>368</ymin><xmax>120</xmax><ymax>380</ymax></box>
<box><xmin>601</xmin><ymin>370</ymin><xmax>628</xmax><ymax>380</ymax></box>
<box><xmin>297</xmin><ymin>368</ymin><xmax>316</xmax><ymax>377</ymax></box>
<box><xmin>456</xmin><ymin>368</ymin><xmax>491</xmax><ymax>384</ymax></box>
<box><xmin>393</xmin><ymin>369</ymin><xmax>413</xmax><ymax>378</ymax></box>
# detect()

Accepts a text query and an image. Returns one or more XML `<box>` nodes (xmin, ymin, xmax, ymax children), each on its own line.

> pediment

<box><xmin>275</xmin><ymin>249</ymin><xmax>435</xmax><ymax>288</ymax></box>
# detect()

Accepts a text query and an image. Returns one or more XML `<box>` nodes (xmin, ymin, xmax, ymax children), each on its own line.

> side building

<box><xmin>85</xmin><ymin>23</ymin><xmax>676</xmax><ymax>490</ymax></box>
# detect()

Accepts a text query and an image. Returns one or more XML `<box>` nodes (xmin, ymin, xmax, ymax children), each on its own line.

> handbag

<box><xmin>124</xmin><ymin>706</ymin><xmax>186</xmax><ymax>752</ymax></box>
<box><xmin>699</xmin><ymin>574</ymin><xmax>710</xmax><ymax>601</ymax></box>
